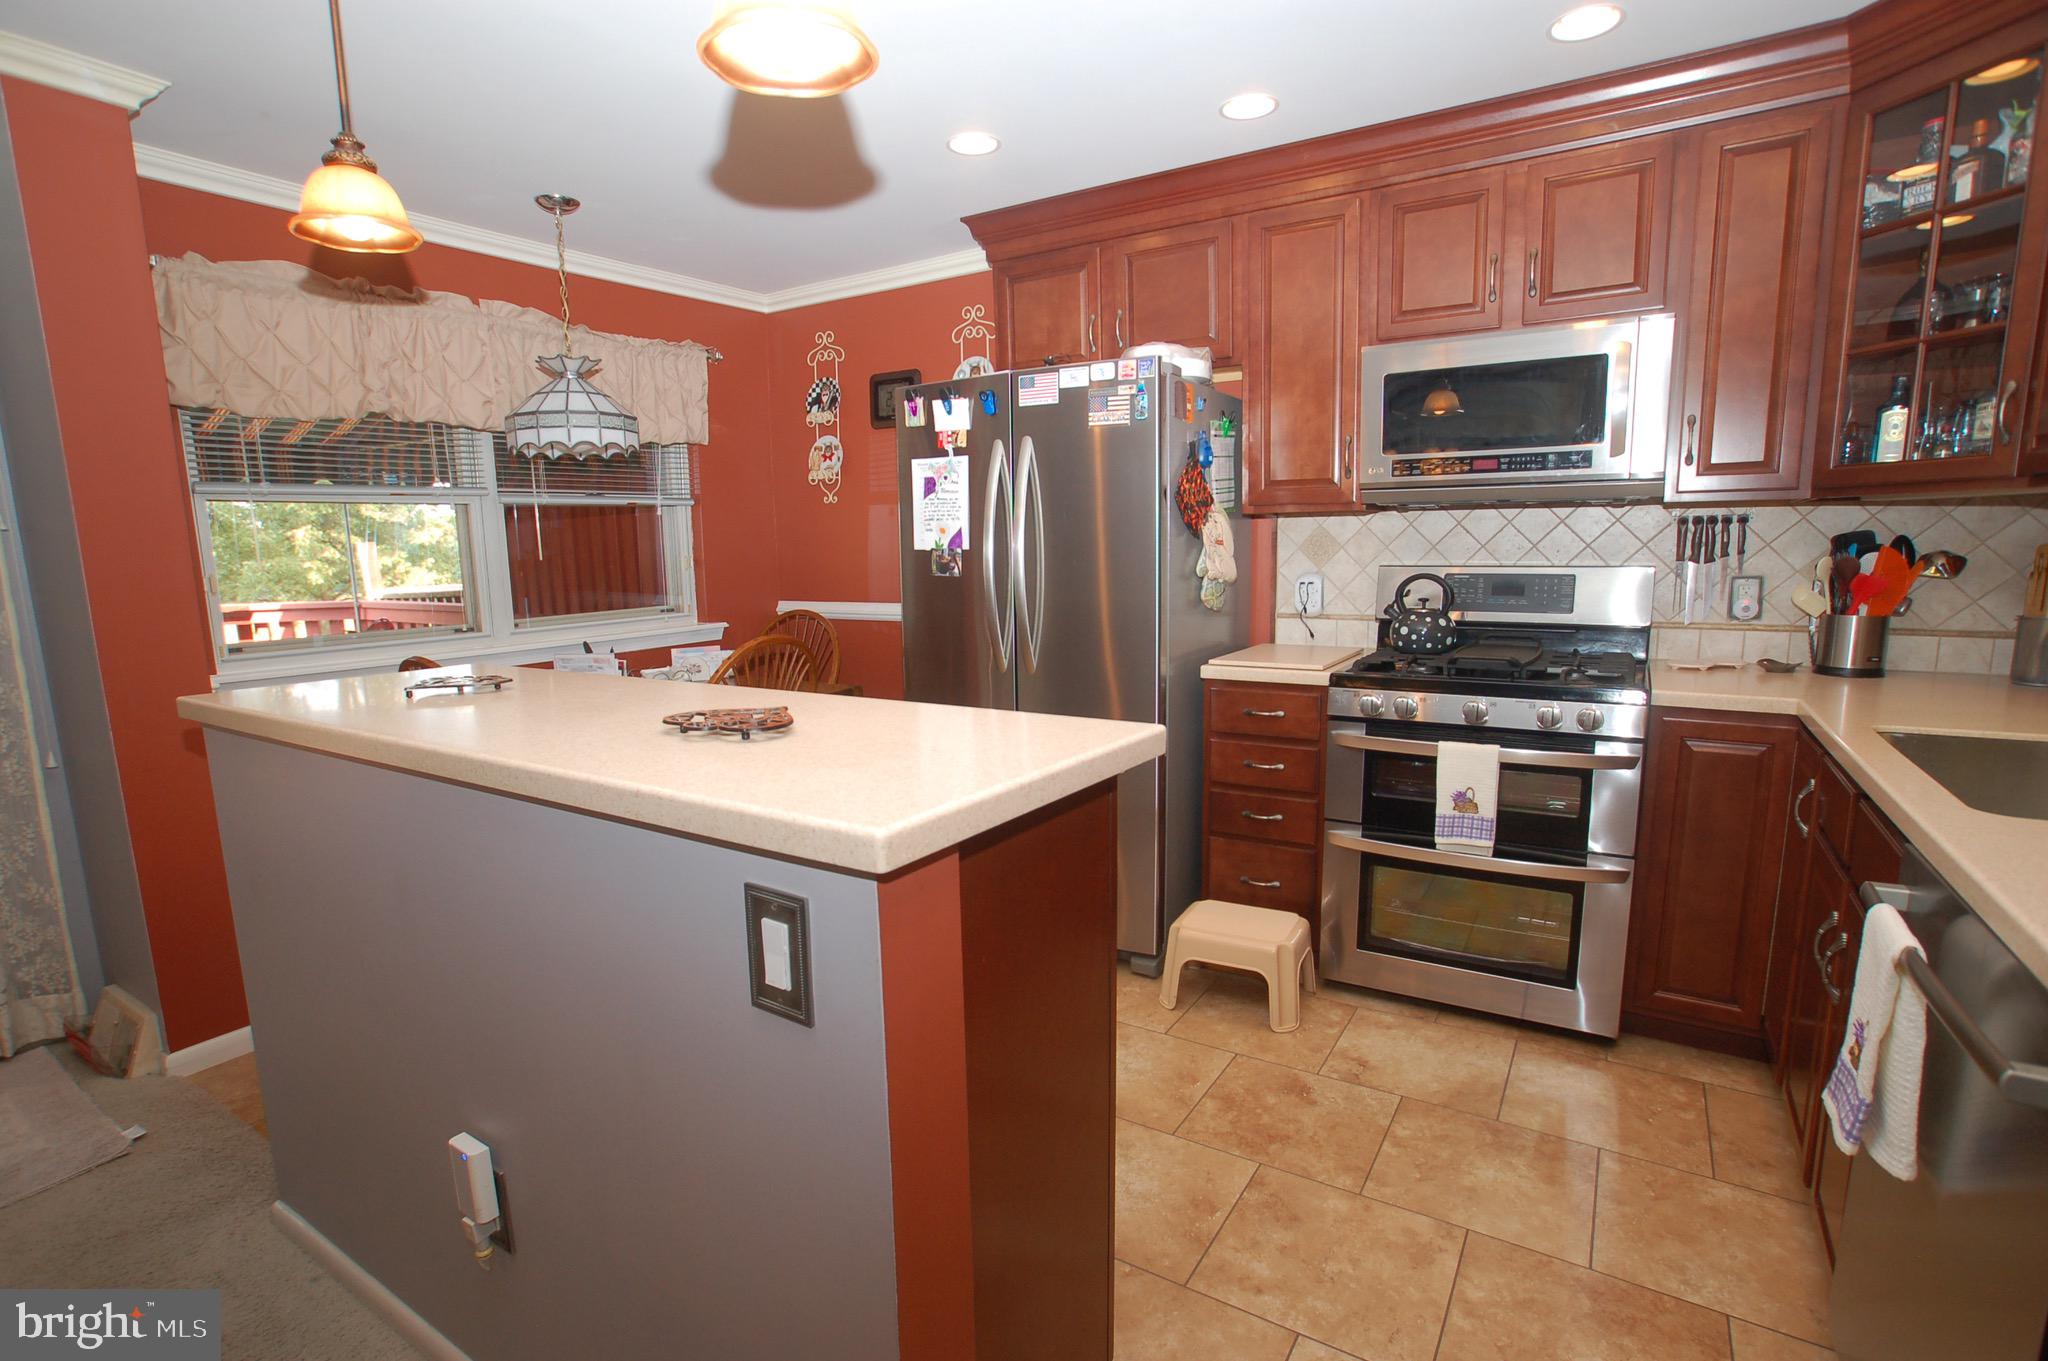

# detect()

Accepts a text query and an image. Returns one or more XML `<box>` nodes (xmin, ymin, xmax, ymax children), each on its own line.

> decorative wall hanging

<box><xmin>869</xmin><ymin>368</ymin><xmax>920</xmax><ymax>428</ymax></box>
<box><xmin>805</xmin><ymin>330</ymin><xmax>847</xmax><ymax>504</ymax></box>
<box><xmin>952</xmin><ymin>304</ymin><xmax>997</xmax><ymax>379</ymax></box>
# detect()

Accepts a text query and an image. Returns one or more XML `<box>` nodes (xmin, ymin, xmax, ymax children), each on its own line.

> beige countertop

<box><xmin>177</xmin><ymin>670</ymin><xmax>1165</xmax><ymax>876</ymax></box>
<box><xmin>1653</xmin><ymin>663</ymin><xmax>2048</xmax><ymax>980</ymax></box>
<box><xmin>1201</xmin><ymin>644</ymin><xmax>1363</xmax><ymax>686</ymax></box>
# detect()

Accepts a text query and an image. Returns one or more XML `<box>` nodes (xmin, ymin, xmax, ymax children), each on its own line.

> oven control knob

<box><xmin>1461</xmin><ymin>700</ymin><xmax>1489</xmax><ymax>725</ymax></box>
<box><xmin>1359</xmin><ymin>693</ymin><xmax>1386</xmax><ymax>718</ymax></box>
<box><xmin>1393</xmin><ymin>696</ymin><xmax>1420</xmax><ymax>720</ymax></box>
<box><xmin>1536</xmin><ymin>705</ymin><xmax>1564</xmax><ymax>730</ymax></box>
<box><xmin>1576</xmin><ymin>707</ymin><xmax>1606</xmax><ymax>732</ymax></box>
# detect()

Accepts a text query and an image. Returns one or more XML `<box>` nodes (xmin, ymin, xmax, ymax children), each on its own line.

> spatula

<box><xmin>1865</xmin><ymin>545</ymin><xmax>1917</xmax><ymax>616</ymax></box>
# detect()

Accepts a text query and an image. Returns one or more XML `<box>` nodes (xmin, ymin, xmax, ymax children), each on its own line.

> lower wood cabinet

<box><xmin>1201</xmin><ymin>679</ymin><xmax>1326</xmax><ymax>938</ymax></box>
<box><xmin>1624</xmin><ymin>709</ymin><xmax>1800</xmax><ymax>1046</ymax></box>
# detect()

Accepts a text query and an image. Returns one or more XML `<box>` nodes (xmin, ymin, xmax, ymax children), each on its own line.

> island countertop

<box><xmin>1652</xmin><ymin>664</ymin><xmax>2048</xmax><ymax>982</ymax></box>
<box><xmin>178</xmin><ymin>670</ymin><xmax>1165</xmax><ymax>875</ymax></box>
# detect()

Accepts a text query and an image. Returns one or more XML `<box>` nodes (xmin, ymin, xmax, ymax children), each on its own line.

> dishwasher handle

<box><xmin>1861</xmin><ymin>880</ymin><xmax>2048</xmax><ymax>1110</ymax></box>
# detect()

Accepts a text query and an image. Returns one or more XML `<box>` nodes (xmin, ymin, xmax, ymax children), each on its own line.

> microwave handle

<box><xmin>1331</xmin><ymin>731</ymin><xmax>1639</xmax><ymax>771</ymax></box>
<box><xmin>1327</xmin><ymin>828</ymin><xmax>1633</xmax><ymax>885</ymax></box>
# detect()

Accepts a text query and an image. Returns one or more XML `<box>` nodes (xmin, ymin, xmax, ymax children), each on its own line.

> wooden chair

<box><xmin>397</xmin><ymin>656</ymin><xmax>443</xmax><ymax>672</ymax></box>
<box><xmin>709</xmin><ymin>634</ymin><xmax>823</xmax><ymax>692</ymax></box>
<box><xmin>764</xmin><ymin>608</ymin><xmax>841</xmax><ymax>687</ymax></box>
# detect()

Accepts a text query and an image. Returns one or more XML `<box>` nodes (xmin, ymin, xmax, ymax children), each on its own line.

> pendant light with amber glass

<box><xmin>288</xmin><ymin>0</ymin><xmax>422</xmax><ymax>253</ymax></box>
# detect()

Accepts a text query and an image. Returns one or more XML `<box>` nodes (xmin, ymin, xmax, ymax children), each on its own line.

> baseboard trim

<box><xmin>163</xmin><ymin>1024</ymin><xmax>253</xmax><ymax>1077</ymax></box>
<box><xmin>775</xmin><ymin>599</ymin><xmax>904</xmax><ymax>623</ymax></box>
<box><xmin>271</xmin><ymin>1203</ymin><xmax>473</xmax><ymax>1361</ymax></box>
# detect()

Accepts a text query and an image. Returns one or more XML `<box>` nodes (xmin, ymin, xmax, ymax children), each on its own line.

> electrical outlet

<box><xmin>1294</xmin><ymin>574</ymin><xmax>1324</xmax><ymax>615</ymax></box>
<box><xmin>1729</xmin><ymin>575</ymin><xmax>1763</xmax><ymax>622</ymax></box>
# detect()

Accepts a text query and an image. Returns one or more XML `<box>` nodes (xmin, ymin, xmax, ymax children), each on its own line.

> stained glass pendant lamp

<box><xmin>288</xmin><ymin>0</ymin><xmax>421</xmax><ymax>253</ymax></box>
<box><xmin>504</xmin><ymin>195</ymin><xmax>642</xmax><ymax>461</ymax></box>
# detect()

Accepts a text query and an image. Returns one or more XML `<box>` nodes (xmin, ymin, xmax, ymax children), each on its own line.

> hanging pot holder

<box><xmin>1174</xmin><ymin>449</ymin><xmax>1213</xmax><ymax>536</ymax></box>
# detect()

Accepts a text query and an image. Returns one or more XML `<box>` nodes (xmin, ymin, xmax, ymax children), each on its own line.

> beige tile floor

<box><xmin>1115</xmin><ymin>962</ymin><xmax>1838</xmax><ymax>1361</ymax></box>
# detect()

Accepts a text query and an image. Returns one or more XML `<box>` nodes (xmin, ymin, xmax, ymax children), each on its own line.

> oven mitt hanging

<box><xmin>1195</xmin><ymin>507</ymin><xmax>1236</xmax><ymax>611</ymax></box>
<box><xmin>1175</xmin><ymin>450</ymin><xmax>1213</xmax><ymax>535</ymax></box>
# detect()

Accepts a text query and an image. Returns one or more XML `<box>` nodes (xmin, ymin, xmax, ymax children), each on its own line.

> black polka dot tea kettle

<box><xmin>1380</xmin><ymin>572</ymin><xmax>1459</xmax><ymax>655</ymax></box>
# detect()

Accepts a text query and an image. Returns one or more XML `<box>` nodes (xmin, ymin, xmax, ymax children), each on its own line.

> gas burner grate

<box><xmin>404</xmin><ymin>674</ymin><xmax>514</xmax><ymax>699</ymax></box>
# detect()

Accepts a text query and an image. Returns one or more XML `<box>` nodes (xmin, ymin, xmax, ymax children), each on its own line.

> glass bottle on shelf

<box><xmin>1840</xmin><ymin>418</ymin><xmax>1867</xmax><ymax>466</ymax></box>
<box><xmin>1889</xmin><ymin>250</ymin><xmax>1931</xmax><ymax>340</ymax></box>
<box><xmin>1951</xmin><ymin>118</ymin><xmax>2009</xmax><ymax>201</ymax></box>
<box><xmin>1873</xmin><ymin>375</ymin><xmax>1913</xmax><ymax>463</ymax></box>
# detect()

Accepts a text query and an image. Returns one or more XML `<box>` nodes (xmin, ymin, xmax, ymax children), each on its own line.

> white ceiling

<box><xmin>0</xmin><ymin>1</ymin><xmax>1865</xmax><ymax>298</ymax></box>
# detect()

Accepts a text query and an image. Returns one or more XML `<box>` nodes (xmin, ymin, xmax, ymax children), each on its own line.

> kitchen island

<box><xmin>177</xmin><ymin>669</ymin><xmax>1166</xmax><ymax>1361</ymax></box>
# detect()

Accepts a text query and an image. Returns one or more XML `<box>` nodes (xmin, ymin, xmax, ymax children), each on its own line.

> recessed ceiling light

<box><xmin>697</xmin><ymin>5</ymin><xmax>879</xmax><ymax>98</ymax></box>
<box><xmin>1549</xmin><ymin>4</ymin><xmax>1623</xmax><ymax>42</ymax></box>
<box><xmin>948</xmin><ymin>131</ymin><xmax>1000</xmax><ymax>156</ymax></box>
<box><xmin>1219</xmin><ymin>92</ymin><xmax>1278</xmax><ymax>121</ymax></box>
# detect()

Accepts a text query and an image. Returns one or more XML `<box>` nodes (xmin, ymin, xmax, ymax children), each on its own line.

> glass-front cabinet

<box><xmin>1819</xmin><ymin>27</ymin><xmax>2048</xmax><ymax>491</ymax></box>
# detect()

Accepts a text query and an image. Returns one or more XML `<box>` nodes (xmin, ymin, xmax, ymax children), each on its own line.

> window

<box><xmin>180</xmin><ymin>408</ymin><xmax>697</xmax><ymax>665</ymax></box>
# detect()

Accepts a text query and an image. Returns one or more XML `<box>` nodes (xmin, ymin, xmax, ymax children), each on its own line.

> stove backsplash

<box><xmin>1275</xmin><ymin>501</ymin><xmax>2048</xmax><ymax>675</ymax></box>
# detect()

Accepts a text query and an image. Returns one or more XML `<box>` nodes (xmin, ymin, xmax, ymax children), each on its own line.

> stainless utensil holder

<box><xmin>1810</xmin><ymin>614</ymin><xmax>1889</xmax><ymax>677</ymax></box>
<box><xmin>2014</xmin><ymin>616</ymin><xmax>2048</xmax><ymax>688</ymax></box>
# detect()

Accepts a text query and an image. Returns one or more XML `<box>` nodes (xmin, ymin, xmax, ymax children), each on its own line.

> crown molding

<box><xmin>133</xmin><ymin>143</ymin><xmax>986</xmax><ymax>314</ymax></box>
<box><xmin>0</xmin><ymin>30</ymin><xmax>167</xmax><ymax>113</ymax></box>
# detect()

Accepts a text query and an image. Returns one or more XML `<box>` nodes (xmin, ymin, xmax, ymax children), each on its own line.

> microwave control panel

<box><xmin>1389</xmin><ymin>449</ymin><xmax>1594</xmax><ymax>478</ymax></box>
<box><xmin>1445</xmin><ymin>572</ymin><xmax>1576</xmax><ymax>615</ymax></box>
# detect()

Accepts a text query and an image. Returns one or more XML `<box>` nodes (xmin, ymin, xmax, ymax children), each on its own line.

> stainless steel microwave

<box><xmin>1358</xmin><ymin>313</ymin><xmax>1675</xmax><ymax>504</ymax></box>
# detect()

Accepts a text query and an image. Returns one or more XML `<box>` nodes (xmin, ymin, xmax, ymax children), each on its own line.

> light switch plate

<box><xmin>1729</xmin><ymin>575</ymin><xmax>1763</xmax><ymax>622</ymax></box>
<box><xmin>744</xmin><ymin>884</ymin><xmax>813</xmax><ymax>1027</ymax></box>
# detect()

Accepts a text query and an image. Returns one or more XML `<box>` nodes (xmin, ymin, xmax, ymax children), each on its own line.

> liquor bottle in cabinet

<box><xmin>1873</xmin><ymin>375</ymin><xmax>1913</xmax><ymax>463</ymax></box>
<box><xmin>1951</xmin><ymin>118</ymin><xmax>2009</xmax><ymax>201</ymax></box>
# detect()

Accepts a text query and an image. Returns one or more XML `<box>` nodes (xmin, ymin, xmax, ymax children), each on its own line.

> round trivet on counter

<box><xmin>662</xmin><ymin>707</ymin><xmax>794</xmax><ymax>740</ymax></box>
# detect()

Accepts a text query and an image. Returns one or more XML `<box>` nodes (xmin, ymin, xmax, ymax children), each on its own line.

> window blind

<box><xmin>179</xmin><ymin>408</ymin><xmax>489</xmax><ymax>491</ymax></box>
<box><xmin>491</xmin><ymin>435</ymin><xmax>694</xmax><ymax>505</ymax></box>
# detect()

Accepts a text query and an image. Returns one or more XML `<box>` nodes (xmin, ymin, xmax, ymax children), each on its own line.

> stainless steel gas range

<box><xmin>1319</xmin><ymin>564</ymin><xmax>1654</xmax><ymax>1037</ymax></box>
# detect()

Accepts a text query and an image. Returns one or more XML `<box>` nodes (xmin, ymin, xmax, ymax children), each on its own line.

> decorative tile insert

<box><xmin>1274</xmin><ymin>500</ymin><xmax>2048</xmax><ymax>675</ymax></box>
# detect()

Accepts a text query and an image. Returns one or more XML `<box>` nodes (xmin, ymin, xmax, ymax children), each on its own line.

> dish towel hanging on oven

<box><xmin>1821</xmin><ymin>902</ymin><xmax>1928</xmax><ymax>1180</ymax></box>
<box><xmin>1433</xmin><ymin>741</ymin><xmax>1500</xmax><ymax>855</ymax></box>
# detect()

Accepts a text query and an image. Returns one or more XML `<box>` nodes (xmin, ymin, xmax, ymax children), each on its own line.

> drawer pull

<box><xmin>1238</xmin><ymin>875</ymin><xmax>1283</xmax><ymax>890</ymax></box>
<box><xmin>1242</xmin><ymin>707</ymin><xmax>1289</xmax><ymax>718</ymax></box>
<box><xmin>1243</xmin><ymin>760</ymin><xmax>1287</xmax><ymax>771</ymax></box>
<box><xmin>1240</xmin><ymin>810</ymin><xmax>1285</xmax><ymax>822</ymax></box>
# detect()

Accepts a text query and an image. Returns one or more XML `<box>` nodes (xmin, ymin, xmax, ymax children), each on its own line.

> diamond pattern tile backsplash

<box><xmin>1274</xmin><ymin>501</ymin><xmax>2048</xmax><ymax>675</ymax></box>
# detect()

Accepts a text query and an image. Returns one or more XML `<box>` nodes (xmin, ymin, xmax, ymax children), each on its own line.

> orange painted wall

<box><xmin>3</xmin><ymin>79</ymin><xmax>242</xmax><ymax>1049</ymax></box>
<box><xmin>764</xmin><ymin>273</ymin><xmax>994</xmax><ymax>699</ymax></box>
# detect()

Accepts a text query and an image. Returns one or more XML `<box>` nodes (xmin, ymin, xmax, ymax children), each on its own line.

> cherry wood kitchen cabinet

<box><xmin>1624</xmin><ymin>708</ymin><xmax>1800</xmax><ymax>1050</ymax></box>
<box><xmin>1667</xmin><ymin>104</ymin><xmax>1840</xmax><ymax>498</ymax></box>
<box><xmin>1373</xmin><ymin>168</ymin><xmax>1508</xmax><ymax>339</ymax></box>
<box><xmin>1102</xmin><ymin>219</ymin><xmax>1239</xmax><ymax>364</ymax></box>
<box><xmin>1202</xmin><ymin>679</ymin><xmax>1327</xmax><ymax>937</ymax></box>
<box><xmin>1520</xmin><ymin>136</ymin><xmax>1677</xmax><ymax>324</ymax></box>
<box><xmin>1241</xmin><ymin>197</ymin><xmax>1363</xmax><ymax>513</ymax></box>
<box><xmin>996</xmin><ymin>245</ymin><xmax>1101</xmax><ymax>367</ymax></box>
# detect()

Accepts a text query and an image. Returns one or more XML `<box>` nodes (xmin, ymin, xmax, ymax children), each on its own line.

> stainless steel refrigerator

<box><xmin>896</xmin><ymin>363</ymin><xmax>1249</xmax><ymax>963</ymax></box>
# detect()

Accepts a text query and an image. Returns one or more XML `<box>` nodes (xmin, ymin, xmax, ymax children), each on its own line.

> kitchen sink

<box><xmin>1879</xmin><ymin>730</ymin><xmax>2048</xmax><ymax>820</ymax></box>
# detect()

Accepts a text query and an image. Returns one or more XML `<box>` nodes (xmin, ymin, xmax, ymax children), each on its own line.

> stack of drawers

<box><xmin>1201</xmin><ymin>679</ymin><xmax>1327</xmax><ymax>936</ymax></box>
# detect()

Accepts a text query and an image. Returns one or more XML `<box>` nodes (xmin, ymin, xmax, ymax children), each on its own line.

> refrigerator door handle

<box><xmin>1015</xmin><ymin>435</ymin><xmax>1047</xmax><ymax>671</ymax></box>
<box><xmin>983</xmin><ymin>439</ymin><xmax>1015</xmax><ymax>671</ymax></box>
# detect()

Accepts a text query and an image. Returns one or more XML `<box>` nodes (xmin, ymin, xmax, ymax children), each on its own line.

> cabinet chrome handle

<box><xmin>1811</xmin><ymin>910</ymin><xmax>1839</xmax><ymax>971</ymax></box>
<box><xmin>1998</xmin><ymin>380</ymin><xmax>2019</xmax><ymax>442</ymax></box>
<box><xmin>1243</xmin><ymin>708</ymin><xmax>1288</xmax><ymax>718</ymax></box>
<box><xmin>1240</xmin><ymin>810</ymin><xmax>1285</xmax><ymax>822</ymax></box>
<box><xmin>1486</xmin><ymin>252</ymin><xmax>1498</xmax><ymax>304</ymax></box>
<box><xmin>1791</xmin><ymin>778</ymin><xmax>1815</xmax><ymax>837</ymax></box>
<box><xmin>1086</xmin><ymin>314</ymin><xmax>1096</xmax><ymax>357</ymax></box>
<box><xmin>1343</xmin><ymin>433</ymin><xmax>1354</xmax><ymax>480</ymax></box>
<box><xmin>1683</xmin><ymin>413</ymin><xmax>1699</xmax><ymax>467</ymax></box>
<box><xmin>1238</xmin><ymin>875</ymin><xmax>1283</xmax><ymax>890</ymax></box>
<box><xmin>1243</xmin><ymin>760</ymin><xmax>1287</xmax><ymax>771</ymax></box>
<box><xmin>1820</xmin><ymin>933</ymin><xmax>1850</xmax><ymax>1004</ymax></box>
<box><xmin>1526</xmin><ymin>248</ymin><xmax>1539</xmax><ymax>299</ymax></box>
<box><xmin>1114</xmin><ymin>308</ymin><xmax>1124</xmax><ymax>350</ymax></box>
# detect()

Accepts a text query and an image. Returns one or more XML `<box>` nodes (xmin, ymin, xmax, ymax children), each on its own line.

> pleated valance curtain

<box><xmin>152</xmin><ymin>254</ymin><xmax>712</xmax><ymax>445</ymax></box>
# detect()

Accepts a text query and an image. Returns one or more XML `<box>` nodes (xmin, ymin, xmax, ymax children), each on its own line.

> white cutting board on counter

<box><xmin>1206</xmin><ymin>644</ymin><xmax>1362</xmax><ymax>672</ymax></box>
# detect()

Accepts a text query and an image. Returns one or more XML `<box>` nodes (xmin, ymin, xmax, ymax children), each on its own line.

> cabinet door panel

<box><xmin>997</xmin><ymin>246</ymin><xmax>1098</xmax><ymax>367</ymax></box>
<box><xmin>1520</xmin><ymin>137</ymin><xmax>1674</xmax><ymax>323</ymax></box>
<box><xmin>1765</xmin><ymin>735</ymin><xmax>1825</xmax><ymax>1069</ymax></box>
<box><xmin>1103</xmin><ymin>219</ymin><xmax>1236</xmax><ymax>362</ymax></box>
<box><xmin>1243</xmin><ymin>196</ymin><xmax>1361</xmax><ymax>512</ymax></box>
<box><xmin>1671</xmin><ymin>106</ymin><xmax>1836</xmax><ymax>496</ymax></box>
<box><xmin>1373</xmin><ymin>170</ymin><xmax>1505</xmax><ymax>339</ymax></box>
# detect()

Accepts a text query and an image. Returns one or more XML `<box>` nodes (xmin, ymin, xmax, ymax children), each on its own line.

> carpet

<box><xmin>0</xmin><ymin>1045</ymin><xmax>131</xmax><ymax>1209</ymax></box>
<box><xmin>0</xmin><ymin>1046</ymin><xmax>425</xmax><ymax>1360</ymax></box>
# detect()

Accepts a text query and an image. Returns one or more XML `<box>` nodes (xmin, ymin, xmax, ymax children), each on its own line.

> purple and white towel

<box><xmin>1822</xmin><ymin>902</ymin><xmax>1928</xmax><ymax>1180</ymax></box>
<box><xmin>1433</xmin><ymin>740</ymin><xmax>1499</xmax><ymax>855</ymax></box>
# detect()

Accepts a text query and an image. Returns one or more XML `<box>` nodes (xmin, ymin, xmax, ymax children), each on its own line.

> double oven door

<box><xmin>1319</xmin><ymin>714</ymin><xmax>1643</xmax><ymax>1036</ymax></box>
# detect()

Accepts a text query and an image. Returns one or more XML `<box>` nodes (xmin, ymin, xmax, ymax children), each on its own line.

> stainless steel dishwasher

<box><xmin>1833</xmin><ymin>848</ymin><xmax>2048</xmax><ymax>1361</ymax></box>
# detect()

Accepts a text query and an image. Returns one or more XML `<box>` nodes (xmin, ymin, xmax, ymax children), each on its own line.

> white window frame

<box><xmin>188</xmin><ymin>421</ymin><xmax>722</xmax><ymax>687</ymax></box>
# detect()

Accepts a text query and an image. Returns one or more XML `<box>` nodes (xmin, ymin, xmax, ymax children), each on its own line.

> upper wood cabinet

<box><xmin>1242</xmin><ymin>197</ymin><xmax>1362</xmax><ymax>513</ymax></box>
<box><xmin>1668</xmin><ymin>105</ymin><xmax>1839</xmax><ymax>498</ymax></box>
<box><xmin>1102</xmin><ymin>219</ymin><xmax>1238</xmax><ymax>363</ymax></box>
<box><xmin>996</xmin><ymin>245</ymin><xmax>1100</xmax><ymax>368</ymax></box>
<box><xmin>1520</xmin><ymin>136</ymin><xmax>1676</xmax><ymax>323</ymax></box>
<box><xmin>1373</xmin><ymin>168</ymin><xmax>1507</xmax><ymax>339</ymax></box>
